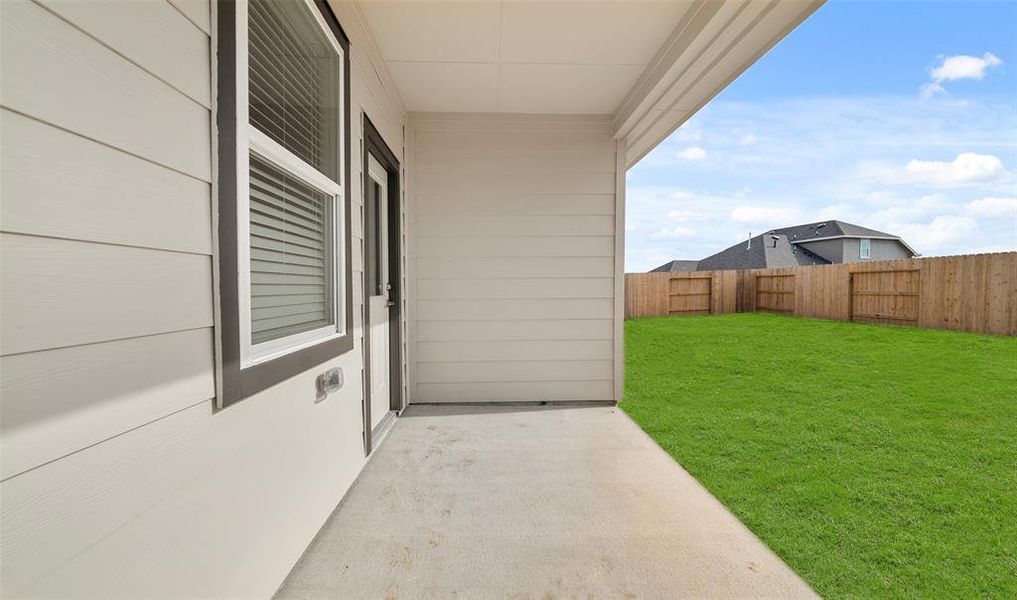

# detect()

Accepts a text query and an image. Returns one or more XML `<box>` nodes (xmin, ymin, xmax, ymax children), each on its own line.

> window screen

<box><xmin>249</xmin><ymin>0</ymin><xmax>339</xmax><ymax>181</ymax></box>
<box><xmin>249</xmin><ymin>154</ymin><xmax>334</xmax><ymax>345</ymax></box>
<box><xmin>860</xmin><ymin>238</ymin><xmax>871</xmax><ymax>259</ymax></box>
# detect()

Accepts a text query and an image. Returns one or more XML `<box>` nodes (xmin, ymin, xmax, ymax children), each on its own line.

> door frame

<box><xmin>362</xmin><ymin>114</ymin><xmax>402</xmax><ymax>455</ymax></box>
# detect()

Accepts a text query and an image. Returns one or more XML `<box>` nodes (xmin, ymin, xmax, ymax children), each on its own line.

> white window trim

<box><xmin>234</xmin><ymin>0</ymin><xmax>348</xmax><ymax>368</ymax></box>
<box><xmin>249</xmin><ymin>128</ymin><xmax>342</xmax><ymax>196</ymax></box>
<box><xmin>859</xmin><ymin>238</ymin><xmax>871</xmax><ymax>259</ymax></box>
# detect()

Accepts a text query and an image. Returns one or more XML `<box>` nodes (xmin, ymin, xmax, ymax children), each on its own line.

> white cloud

<box><xmin>667</xmin><ymin>209</ymin><xmax>706</xmax><ymax>222</ymax></box>
<box><xmin>649</xmin><ymin>226</ymin><xmax>696</xmax><ymax>239</ymax></box>
<box><xmin>904</xmin><ymin>152</ymin><xmax>1006</xmax><ymax>186</ymax></box>
<box><xmin>892</xmin><ymin>215</ymin><xmax>979</xmax><ymax>246</ymax></box>
<box><xmin>671</xmin><ymin>124</ymin><xmax>703</xmax><ymax>143</ymax></box>
<box><xmin>916</xmin><ymin>193</ymin><xmax>953</xmax><ymax>210</ymax></box>
<box><xmin>966</xmin><ymin>196</ymin><xmax>1017</xmax><ymax>217</ymax></box>
<box><xmin>676</xmin><ymin>146</ymin><xmax>708</xmax><ymax>161</ymax></box>
<box><xmin>623</xmin><ymin>94</ymin><xmax>1017</xmax><ymax>270</ymax></box>
<box><xmin>739</xmin><ymin>133</ymin><xmax>758</xmax><ymax>146</ymax></box>
<box><xmin>668</xmin><ymin>190</ymin><xmax>698</xmax><ymax>201</ymax></box>
<box><xmin>730</xmin><ymin>205</ymin><xmax>799</xmax><ymax>224</ymax></box>
<box><xmin>932</xmin><ymin>52</ymin><xmax>1003</xmax><ymax>82</ymax></box>
<box><xmin>921</xmin><ymin>52</ymin><xmax>1003</xmax><ymax>99</ymax></box>
<box><xmin>865</xmin><ymin>153</ymin><xmax>1010</xmax><ymax>188</ymax></box>
<box><xmin>816</xmin><ymin>203</ymin><xmax>863</xmax><ymax>223</ymax></box>
<box><xmin>873</xmin><ymin>206</ymin><xmax>928</xmax><ymax>222</ymax></box>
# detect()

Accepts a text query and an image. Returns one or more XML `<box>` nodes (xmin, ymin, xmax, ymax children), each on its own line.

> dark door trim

<box><xmin>362</xmin><ymin>114</ymin><xmax>402</xmax><ymax>455</ymax></box>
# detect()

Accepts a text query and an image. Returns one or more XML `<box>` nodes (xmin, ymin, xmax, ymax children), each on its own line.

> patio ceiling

<box><xmin>359</xmin><ymin>0</ymin><xmax>694</xmax><ymax>114</ymax></box>
<box><xmin>357</xmin><ymin>0</ymin><xmax>824</xmax><ymax>166</ymax></box>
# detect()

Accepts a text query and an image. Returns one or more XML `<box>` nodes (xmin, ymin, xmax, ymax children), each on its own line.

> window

<box><xmin>366</xmin><ymin>177</ymin><xmax>383</xmax><ymax>296</ymax></box>
<box><xmin>247</xmin><ymin>154</ymin><xmax>335</xmax><ymax>350</ymax></box>
<box><xmin>860</xmin><ymin>238</ymin><xmax>871</xmax><ymax>259</ymax></box>
<box><xmin>216</xmin><ymin>0</ymin><xmax>351</xmax><ymax>407</ymax></box>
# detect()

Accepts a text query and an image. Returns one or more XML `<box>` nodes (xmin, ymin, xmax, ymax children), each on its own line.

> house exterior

<box><xmin>650</xmin><ymin>259</ymin><xmax>700</xmax><ymax>272</ymax></box>
<box><xmin>771</xmin><ymin>220</ymin><xmax>917</xmax><ymax>264</ymax></box>
<box><xmin>0</xmin><ymin>0</ymin><xmax>823</xmax><ymax>596</ymax></box>
<box><xmin>650</xmin><ymin>220</ymin><xmax>916</xmax><ymax>272</ymax></box>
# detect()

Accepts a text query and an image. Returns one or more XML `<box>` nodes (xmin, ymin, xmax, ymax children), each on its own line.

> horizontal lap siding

<box><xmin>416</xmin><ymin>319</ymin><xmax>614</xmax><ymax>342</ymax></box>
<box><xmin>415</xmin><ymin>235</ymin><xmax>615</xmax><ymax>258</ymax></box>
<box><xmin>0</xmin><ymin>0</ymin><xmax>215</xmax><ymax>479</ymax></box>
<box><xmin>416</xmin><ymin>277</ymin><xmax>614</xmax><ymax>300</ymax></box>
<box><xmin>0</xmin><ymin>235</ymin><xmax>214</xmax><ymax>356</ymax></box>
<box><xmin>416</xmin><ymin>214</ymin><xmax>615</xmax><ymax>237</ymax></box>
<box><xmin>1</xmin><ymin>0</ymin><xmax>407</xmax><ymax>596</ymax></box>
<box><xmin>0</xmin><ymin>0</ymin><xmax>220</xmax><ymax>594</ymax></box>
<box><xmin>38</xmin><ymin>0</ymin><xmax>211</xmax><ymax>106</ymax></box>
<box><xmin>417</xmin><ymin>257</ymin><xmax>614</xmax><ymax>279</ymax></box>
<box><xmin>1</xmin><ymin>111</ymin><xmax>212</xmax><ymax>253</ymax></box>
<box><xmin>1</xmin><ymin>330</ymin><xmax>214</xmax><ymax>480</ymax></box>
<box><xmin>867</xmin><ymin>238</ymin><xmax>913</xmax><ymax>261</ymax></box>
<box><xmin>415</xmin><ymin>193</ymin><xmax>615</xmax><ymax>216</ymax></box>
<box><xmin>409</xmin><ymin>115</ymin><xmax>618</xmax><ymax>403</ymax></box>
<box><xmin>1</xmin><ymin>0</ymin><xmax>211</xmax><ymax>179</ymax></box>
<box><xmin>797</xmin><ymin>239</ymin><xmax>843</xmax><ymax>263</ymax></box>
<box><xmin>1</xmin><ymin>360</ymin><xmax>368</xmax><ymax>598</ymax></box>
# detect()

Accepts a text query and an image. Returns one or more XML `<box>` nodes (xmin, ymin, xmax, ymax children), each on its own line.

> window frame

<box><xmin>215</xmin><ymin>0</ymin><xmax>353</xmax><ymax>408</ymax></box>
<box><xmin>859</xmin><ymin>238</ymin><xmax>871</xmax><ymax>259</ymax></box>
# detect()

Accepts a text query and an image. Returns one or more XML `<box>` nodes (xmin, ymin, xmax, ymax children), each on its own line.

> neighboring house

<box><xmin>0</xmin><ymin>0</ymin><xmax>823</xmax><ymax>597</ymax></box>
<box><xmin>695</xmin><ymin>231</ymin><xmax>830</xmax><ymax>271</ymax></box>
<box><xmin>650</xmin><ymin>259</ymin><xmax>699</xmax><ymax>272</ymax></box>
<box><xmin>649</xmin><ymin>220</ymin><xmax>917</xmax><ymax>272</ymax></box>
<box><xmin>769</xmin><ymin>220</ymin><xmax>918</xmax><ymax>264</ymax></box>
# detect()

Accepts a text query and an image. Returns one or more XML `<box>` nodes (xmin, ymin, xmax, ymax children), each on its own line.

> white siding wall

<box><xmin>407</xmin><ymin>113</ymin><xmax>620</xmax><ymax>403</ymax></box>
<box><xmin>0</xmin><ymin>0</ymin><xmax>215</xmax><ymax>482</ymax></box>
<box><xmin>0</xmin><ymin>0</ymin><xmax>406</xmax><ymax>596</ymax></box>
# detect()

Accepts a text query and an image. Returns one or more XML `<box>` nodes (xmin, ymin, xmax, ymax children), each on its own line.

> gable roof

<box><xmin>770</xmin><ymin>220</ymin><xmax>917</xmax><ymax>255</ymax></box>
<box><xmin>648</xmin><ymin>220</ymin><xmax>916</xmax><ymax>274</ymax></box>
<box><xmin>772</xmin><ymin>220</ymin><xmax>894</xmax><ymax>241</ymax></box>
<box><xmin>649</xmin><ymin>260</ymin><xmax>699</xmax><ymax>273</ymax></box>
<box><xmin>696</xmin><ymin>233</ymin><xmax>829</xmax><ymax>271</ymax></box>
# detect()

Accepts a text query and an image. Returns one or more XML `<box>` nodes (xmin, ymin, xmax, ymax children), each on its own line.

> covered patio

<box><xmin>277</xmin><ymin>405</ymin><xmax>815</xmax><ymax>598</ymax></box>
<box><xmin>1</xmin><ymin>0</ymin><xmax>825</xmax><ymax>596</ymax></box>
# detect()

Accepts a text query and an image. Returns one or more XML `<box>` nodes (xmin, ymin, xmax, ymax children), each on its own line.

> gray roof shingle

<box><xmin>648</xmin><ymin>220</ymin><xmax>912</xmax><ymax>273</ymax></box>
<box><xmin>696</xmin><ymin>233</ymin><xmax>829</xmax><ymax>271</ymax></box>
<box><xmin>770</xmin><ymin>220</ymin><xmax>899</xmax><ymax>242</ymax></box>
<box><xmin>649</xmin><ymin>260</ymin><xmax>699</xmax><ymax>273</ymax></box>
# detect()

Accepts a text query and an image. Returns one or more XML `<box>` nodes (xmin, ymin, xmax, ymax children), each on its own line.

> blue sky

<box><xmin>625</xmin><ymin>0</ymin><xmax>1017</xmax><ymax>271</ymax></box>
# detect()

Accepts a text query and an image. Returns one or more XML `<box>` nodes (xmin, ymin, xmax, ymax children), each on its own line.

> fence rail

<box><xmin>624</xmin><ymin>252</ymin><xmax>1017</xmax><ymax>336</ymax></box>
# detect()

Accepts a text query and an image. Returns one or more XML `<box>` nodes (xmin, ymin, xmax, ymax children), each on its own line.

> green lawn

<box><xmin>622</xmin><ymin>313</ymin><xmax>1017</xmax><ymax>599</ymax></box>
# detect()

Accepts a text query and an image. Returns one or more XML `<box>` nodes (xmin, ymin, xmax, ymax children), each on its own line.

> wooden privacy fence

<box><xmin>755</xmin><ymin>274</ymin><xmax>794</xmax><ymax>313</ymax></box>
<box><xmin>625</xmin><ymin>271</ymin><xmax>738</xmax><ymax>318</ymax></box>
<box><xmin>624</xmin><ymin>252</ymin><xmax>1017</xmax><ymax>336</ymax></box>
<box><xmin>849</xmin><ymin>268</ymin><xmax>920</xmax><ymax>325</ymax></box>
<box><xmin>670</xmin><ymin>276</ymin><xmax>712</xmax><ymax>315</ymax></box>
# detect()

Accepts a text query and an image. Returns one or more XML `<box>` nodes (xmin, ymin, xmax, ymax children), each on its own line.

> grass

<box><xmin>622</xmin><ymin>313</ymin><xmax>1017</xmax><ymax>599</ymax></box>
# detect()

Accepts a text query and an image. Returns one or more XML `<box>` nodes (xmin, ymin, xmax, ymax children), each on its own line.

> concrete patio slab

<box><xmin>276</xmin><ymin>404</ymin><xmax>817</xmax><ymax>599</ymax></box>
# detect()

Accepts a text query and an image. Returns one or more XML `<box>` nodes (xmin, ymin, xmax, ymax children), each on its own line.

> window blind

<box><xmin>248</xmin><ymin>0</ymin><xmax>338</xmax><ymax>181</ymax></box>
<box><xmin>249</xmin><ymin>154</ymin><xmax>334</xmax><ymax>345</ymax></box>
